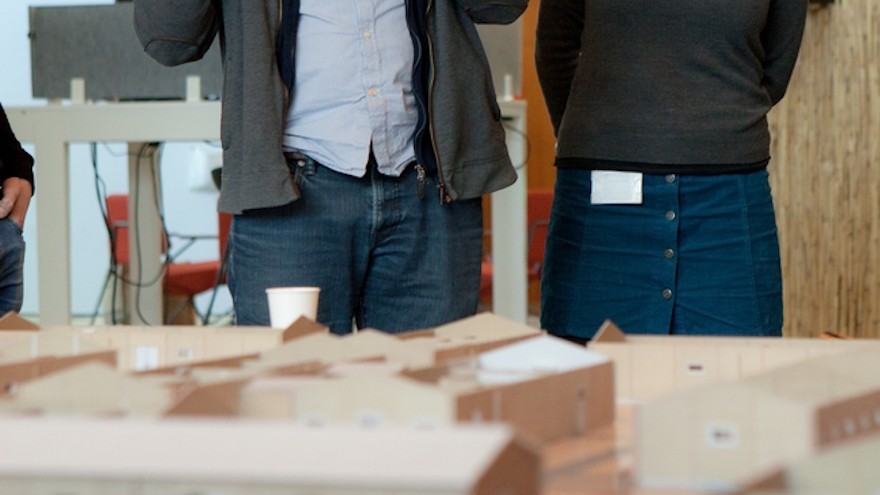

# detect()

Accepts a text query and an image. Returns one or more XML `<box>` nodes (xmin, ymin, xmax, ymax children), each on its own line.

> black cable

<box><xmin>501</xmin><ymin>121</ymin><xmax>531</xmax><ymax>171</ymax></box>
<box><xmin>90</xmin><ymin>142</ymin><xmax>118</xmax><ymax>324</ymax></box>
<box><xmin>91</xmin><ymin>142</ymin><xmax>185</xmax><ymax>326</ymax></box>
<box><xmin>151</xmin><ymin>143</ymin><xmax>173</xmax><ymax>258</ymax></box>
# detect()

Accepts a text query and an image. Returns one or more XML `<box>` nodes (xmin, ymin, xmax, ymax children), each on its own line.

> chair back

<box><xmin>105</xmin><ymin>194</ymin><xmax>171</xmax><ymax>266</ymax></box>
<box><xmin>105</xmin><ymin>194</ymin><xmax>131</xmax><ymax>266</ymax></box>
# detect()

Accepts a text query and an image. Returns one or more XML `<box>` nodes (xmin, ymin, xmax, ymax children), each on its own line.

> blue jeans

<box><xmin>0</xmin><ymin>218</ymin><xmax>25</xmax><ymax>314</ymax></box>
<box><xmin>228</xmin><ymin>156</ymin><xmax>484</xmax><ymax>335</ymax></box>
<box><xmin>541</xmin><ymin>168</ymin><xmax>783</xmax><ymax>338</ymax></box>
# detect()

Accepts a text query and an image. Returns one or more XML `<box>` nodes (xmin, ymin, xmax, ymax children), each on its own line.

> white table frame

<box><xmin>9</xmin><ymin>99</ymin><xmax>528</xmax><ymax>325</ymax></box>
<box><xmin>8</xmin><ymin>101</ymin><xmax>221</xmax><ymax>325</ymax></box>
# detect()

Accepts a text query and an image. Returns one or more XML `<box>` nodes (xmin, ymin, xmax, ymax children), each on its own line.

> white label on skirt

<box><xmin>590</xmin><ymin>170</ymin><xmax>643</xmax><ymax>204</ymax></box>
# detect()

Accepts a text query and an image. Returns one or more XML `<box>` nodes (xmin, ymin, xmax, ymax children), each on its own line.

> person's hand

<box><xmin>0</xmin><ymin>177</ymin><xmax>32</xmax><ymax>230</ymax></box>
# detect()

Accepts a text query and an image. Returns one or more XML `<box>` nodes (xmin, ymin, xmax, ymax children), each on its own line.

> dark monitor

<box><xmin>29</xmin><ymin>3</ymin><xmax>222</xmax><ymax>101</ymax></box>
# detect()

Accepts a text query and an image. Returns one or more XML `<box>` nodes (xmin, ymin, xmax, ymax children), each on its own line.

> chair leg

<box><xmin>201</xmin><ymin>246</ymin><xmax>230</xmax><ymax>326</ymax></box>
<box><xmin>90</xmin><ymin>265</ymin><xmax>128</xmax><ymax>324</ymax></box>
<box><xmin>164</xmin><ymin>295</ymin><xmax>196</xmax><ymax>325</ymax></box>
<box><xmin>108</xmin><ymin>266</ymin><xmax>132</xmax><ymax>324</ymax></box>
<box><xmin>89</xmin><ymin>270</ymin><xmax>113</xmax><ymax>325</ymax></box>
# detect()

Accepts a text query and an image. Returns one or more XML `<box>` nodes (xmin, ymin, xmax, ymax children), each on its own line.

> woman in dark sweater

<box><xmin>535</xmin><ymin>0</ymin><xmax>807</xmax><ymax>339</ymax></box>
<box><xmin>0</xmin><ymin>102</ymin><xmax>35</xmax><ymax>314</ymax></box>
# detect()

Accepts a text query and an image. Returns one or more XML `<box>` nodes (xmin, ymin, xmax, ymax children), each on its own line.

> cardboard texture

<box><xmin>0</xmin><ymin>418</ymin><xmax>540</xmax><ymax>495</ymax></box>
<box><xmin>413</xmin><ymin>336</ymin><xmax>614</xmax><ymax>444</ymax></box>
<box><xmin>588</xmin><ymin>327</ymin><xmax>880</xmax><ymax>401</ymax></box>
<box><xmin>403</xmin><ymin>312</ymin><xmax>544</xmax><ymax>364</ymax></box>
<box><xmin>0</xmin><ymin>312</ymin><xmax>595</xmax><ymax>491</ymax></box>
<box><xmin>252</xmin><ymin>332</ymin><xmax>383</xmax><ymax>368</ymax></box>
<box><xmin>636</xmin><ymin>348</ymin><xmax>880</xmax><ymax>491</ymax></box>
<box><xmin>0</xmin><ymin>352</ymin><xmax>117</xmax><ymax>398</ymax></box>
<box><xmin>38</xmin><ymin>324</ymin><xmax>305</xmax><ymax>371</ymax></box>
<box><xmin>0</xmin><ymin>331</ymin><xmax>118</xmax><ymax>395</ymax></box>
<box><xmin>136</xmin><ymin>353</ymin><xmax>262</xmax><ymax>376</ymax></box>
<box><xmin>593</xmin><ymin>319</ymin><xmax>626</xmax><ymax>342</ymax></box>
<box><xmin>165</xmin><ymin>379</ymin><xmax>250</xmax><ymax>417</ymax></box>
<box><xmin>248</xmin><ymin>313</ymin><xmax>544</xmax><ymax>371</ymax></box>
<box><xmin>0</xmin><ymin>312</ymin><xmax>39</xmax><ymax>330</ymax></box>
<box><xmin>239</xmin><ymin>335</ymin><xmax>614</xmax><ymax>445</ymax></box>
<box><xmin>0</xmin><ymin>362</ymin><xmax>183</xmax><ymax>416</ymax></box>
<box><xmin>279</xmin><ymin>315</ymin><xmax>330</xmax><ymax>340</ymax></box>
<box><xmin>0</xmin><ymin>331</ymin><xmax>109</xmax><ymax>363</ymax></box>
<box><xmin>740</xmin><ymin>434</ymin><xmax>880</xmax><ymax>495</ymax></box>
<box><xmin>241</xmin><ymin>374</ymin><xmax>455</xmax><ymax>426</ymax></box>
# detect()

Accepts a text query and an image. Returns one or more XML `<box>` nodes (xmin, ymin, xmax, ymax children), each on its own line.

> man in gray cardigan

<box><xmin>134</xmin><ymin>0</ymin><xmax>526</xmax><ymax>334</ymax></box>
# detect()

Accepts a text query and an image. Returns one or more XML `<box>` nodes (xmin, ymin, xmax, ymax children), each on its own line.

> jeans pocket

<box><xmin>287</xmin><ymin>153</ymin><xmax>320</xmax><ymax>197</ymax></box>
<box><xmin>1</xmin><ymin>217</ymin><xmax>22</xmax><ymax>236</ymax></box>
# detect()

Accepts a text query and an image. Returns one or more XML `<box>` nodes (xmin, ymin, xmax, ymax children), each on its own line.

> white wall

<box><xmin>1</xmin><ymin>0</ymin><xmax>231</xmax><ymax>319</ymax></box>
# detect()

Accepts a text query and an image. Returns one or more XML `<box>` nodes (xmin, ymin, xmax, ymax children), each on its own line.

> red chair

<box><xmin>98</xmin><ymin>194</ymin><xmax>229</xmax><ymax>324</ymax></box>
<box><xmin>525</xmin><ymin>189</ymin><xmax>553</xmax><ymax>282</ymax></box>
<box><xmin>480</xmin><ymin>189</ymin><xmax>554</xmax><ymax>307</ymax></box>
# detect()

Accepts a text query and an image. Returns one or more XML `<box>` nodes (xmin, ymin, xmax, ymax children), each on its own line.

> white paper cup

<box><xmin>265</xmin><ymin>286</ymin><xmax>321</xmax><ymax>329</ymax></box>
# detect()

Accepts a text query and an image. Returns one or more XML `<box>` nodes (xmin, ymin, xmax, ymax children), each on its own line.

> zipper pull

<box><xmin>415</xmin><ymin>163</ymin><xmax>426</xmax><ymax>199</ymax></box>
<box><xmin>438</xmin><ymin>182</ymin><xmax>451</xmax><ymax>204</ymax></box>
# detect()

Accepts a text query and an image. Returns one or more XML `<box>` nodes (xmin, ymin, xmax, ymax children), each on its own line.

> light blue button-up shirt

<box><xmin>284</xmin><ymin>0</ymin><xmax>417</xmax><ymax>178</ymax></box>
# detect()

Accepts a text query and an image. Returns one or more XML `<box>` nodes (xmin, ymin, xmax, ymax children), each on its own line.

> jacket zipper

<box><xmin>424</xmin><ymin>0</ymin><xmax>450</xmax><ymax>204</ymax></box>
<box><xmin>415</xmin><ymin>163</ymin><xmax>426</xmax><ymax>199</ymax></box>
<box><xmin>277</xmin><ymin>0</ymin><xmax>284</xmax><ymax>45</ymax></box>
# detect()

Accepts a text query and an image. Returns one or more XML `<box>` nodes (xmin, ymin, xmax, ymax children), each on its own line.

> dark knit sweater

<box><xmin>0</xmin><ymin>103</ymin><xmax>34</xmax><ymax>190</ymax></box>
<box><xmin>535</xmin><ymin>0</ymin><xmax>807</xmax><ymax>174</ymax></box>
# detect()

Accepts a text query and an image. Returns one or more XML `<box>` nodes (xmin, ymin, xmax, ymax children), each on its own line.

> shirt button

<box><xmin>664</xmin><ymin>248</ymin><xmax>675</xmax><ymax>259</ymax></box>
<box><xmin>665</xmin><ymin>211</ymin><xmax>676</xmax><ymax>221</ymax></box>
<box><xmin>363</xmin><ymin>30</ymin><xmax>373</xmax><ymax>39</ymax></box>
<box><xmin>666</xmin><ymin>174</ymin><xmax>676</xmax><ymax>183</ymax></box>
<box><xmin>368</xmin><ymin>88</ymin><xmax>378</xmax><ymax>97</ymax></box>
<box><xmin>662</xmin><ymin>288</ymin><xmax>673</xmax><ymax>300</ymax></box>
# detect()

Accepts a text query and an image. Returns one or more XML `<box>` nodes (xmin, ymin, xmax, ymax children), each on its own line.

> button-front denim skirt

<box><xmin>540</xmin><ymin>168</ymin><xmax>783</xmax><ymax>339</ymax></box>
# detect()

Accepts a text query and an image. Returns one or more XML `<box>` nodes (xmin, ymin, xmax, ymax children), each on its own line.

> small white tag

<box><xmin>705</xmin><ymin>422</ymin><xmax>741</xmax><ymax>449</ymax></box>
<box><xmin>590</xmin><ymin>171</ymin><xmax>643</xmax><ymax>204</ymax></box>
<box><xmin>177</xmin><ymin>348</ymin><xmax>196</xmax><ymax>361</ymax></box>
<box><xmin>134</xmin><ymin>346</ymin><xmax>160</xmax><ymax>371</ymax></box>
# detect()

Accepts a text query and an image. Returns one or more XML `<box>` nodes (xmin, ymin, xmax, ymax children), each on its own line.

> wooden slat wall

<box><xmin>770</xmin><ymin>2</ymin><xmax>880</xmax><ymax>337</ymax></box>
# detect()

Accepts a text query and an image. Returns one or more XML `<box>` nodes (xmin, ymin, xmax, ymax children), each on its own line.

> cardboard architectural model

<box><xmin>2</xmin><ymin>314</ymin><xmax>323</xmax><ymax>373</ymax></box>
<box><xmin>240</xmin><ymin>335</ymin><xmax>615</xmax><ymax>444</ymax></box>
<box><xmin>0</xmin><ymin>313</ymin><xmax>562</xmax><ymax>494</ymax></box>
<box><xmin>0</xmin><ymin>314</ymin><xmax>610</xmax><ymax>446</ymax></box>
<box><xmin>0</xmin><ymin>362</ymin><xmax>183</xmax><ymax>416</ymax></box>
<box><xmin>39</xmin><ymin>323</ymin><xmax>306</xmax><ymax>371</ymax></box>
<box><xmin>0</xmin><ymin>417</ymin><xmax>540</xmax><ymax>495</ymax></box>
<box><xmin>589</xmin><ymin>321</ymin><xmax>879</xmax><ymax>401</ymax></box>
<box><xmin>250</xmin><ymin>312</ymin><xmax>543</xmax><ymax>371</ymax></box>
<box><xmin>636</xmin><ymin>348</ymin><xmax>880</xmax><ymax>492</ymax></box>
<box><xmin>739</xmin><ymin>434</ymin><xmax>880</xmax><ymax>495</ymax></box>
<box><xmin>0</xmin><ymin>330</ymin><xmax>117</xmax><ymax>395</ymax></box>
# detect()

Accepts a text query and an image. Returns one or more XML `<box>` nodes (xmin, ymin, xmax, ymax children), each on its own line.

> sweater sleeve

<box><xmin>761</xmin><ymin>0</ymin><xmax>807</xmax><ymax>105</ymax></box>
<box><xmin>535</xmin><ymin>0</ymin><xmax>584</xmax><ymax>136</ymax></box>
<box><xmin>0</xmin><ymin>103</ymin><xmax>35</xmax><ymax>194</ymax></box>
<box><xmin>133</xmin><ymin>0</ymin><xmax>221</xmax><ymax>67</ymax></box>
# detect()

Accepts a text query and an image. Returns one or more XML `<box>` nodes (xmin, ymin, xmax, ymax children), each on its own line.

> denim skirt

<box><xmin>540</xmin><ymin>168</ymin><xmax>783</xmax><ymax>339</ymax></box>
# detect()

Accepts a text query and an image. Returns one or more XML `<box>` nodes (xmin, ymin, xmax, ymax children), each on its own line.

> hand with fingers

<box><xmin>0</xmin><ymin>177</ymin><xmax>32</xmax><ymax>229</ymax></box>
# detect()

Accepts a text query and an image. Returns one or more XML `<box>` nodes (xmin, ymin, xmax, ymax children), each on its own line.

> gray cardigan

<box><xmin>135</xmin><ymin>0</ymin><xmax>527</xmax><ymax>213</ymax></box>
<box><xmin>536</xmin><ymin>0</ymin><xmax>806</xmax><ymax>173</ymax></box>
